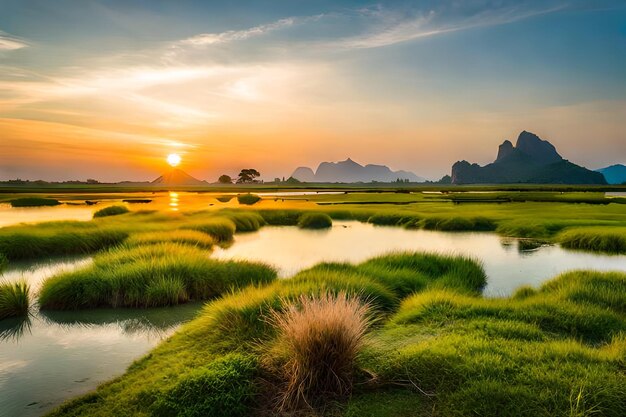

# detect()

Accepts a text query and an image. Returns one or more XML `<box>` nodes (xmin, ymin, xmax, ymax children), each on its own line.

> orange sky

<box><xmin>1</xmin><ymin>1</ymin><xmax>625</xmax><ymax>181</ymax></box>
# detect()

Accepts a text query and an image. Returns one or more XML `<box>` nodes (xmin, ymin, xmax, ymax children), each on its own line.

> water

<box><xmin>0</xmin><ymin>191</ymin><xmax>311</xmax><ymax>228</ymax></box>
<box><xmin>213</xmin><ymin>221</ymin><xmax>626</xmax><ymax>297</ymax></box>
<box><xmin>0</xmin><ymin>258</ymin><xmax>202</xmax><ymax>417</ymax></box>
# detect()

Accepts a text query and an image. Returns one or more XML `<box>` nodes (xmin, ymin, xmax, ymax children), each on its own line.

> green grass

<box><xmin>298</xmin><ymin>212</ymin><xmax>333</xmax><ymax>229</ymax></box>
<box><xmin>558</xmin><ymin>227</ymin><xmax>626</xmax><ymax>254</ymax></box>
<box><xmin>353</xmin><ymin>270</ymin><xmax>626</xmax><ymax>417</ymax></box>
<box><xmin>150</xmin><ymin>354</ymin><xmax>258</xmax><ymax>417</ymax></box>
<box><xmin>220</xmin><ymin>210</ymin><xmax>265</xmax><ymax>232</ymax></box>
<box><xmin>124</xmin><ymin>230</ymin><xmax>215</xmax><ymax>249</ymax></box>
<box><xmin>93</xmin><ymin>205</ymin><xmax>130</xmax><ymax>218</ymax></box>
<box><xmin>0</xmin><ymin>221</ymin><xmax>130</xmax><ymax>261</ymax></box>
<box><xmin>10</xmin><ymin>197</ymin><xmax>61</xmax><ymax>207</ymax></box>
<box><xmin>0</xmin><ymin>253</ymin><xmax>7</xmax><ymax>272</ymax></box>
<box><xmin>44</xmin><ymin>265</ymin><xmax>626</xmax><ymax>417</ymax></box>
<box><xmin>257</xmin><ymin>209</ymin><xmax>303</xmax><ymax>225</ymax></box>
<box><xmin>184</xmin><ymin>217</ymin><xmax>237</xmax><ymax>242</ymax></box>
<box><xmin>418</xmin><ymin>216</ymin><xmax>497</xmax><ymax>231</ymax></box>
<box><xmin>0</xmin><ymin>281</ymin><xmax>30</xmax><ymax>320</ymax></box>
<box><xmin>3</xmin><ymin>190</ymin><xmax>626</xmax><ymax>256</ymax></box>
<box><xmin>38</xmin><ymin>243</ymin><xmax>277</xmax><ymax>309</ymax></box>
<box><xmin>237</xmin><ymin>193</ymin><xmax>261</xmax><ymax>205</ymax></box>
<box><xmin>0</xmin><ymin>211</ymin><xmax>250</xmax><ymax>261</ymax></box>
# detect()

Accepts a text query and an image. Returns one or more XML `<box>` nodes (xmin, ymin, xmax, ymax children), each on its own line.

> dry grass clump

<box><xmin>268</xmin><ymin>292</ymin><xmax>371</xmax><ymax>412</ymax></box>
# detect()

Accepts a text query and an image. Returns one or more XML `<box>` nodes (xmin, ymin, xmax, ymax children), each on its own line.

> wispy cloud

<box><xmin>0</xmin><ymin>30</ymin><xmax>29</xmax><ymax>51</ymax></box>
<box><xmin>323</xmin><ymin>3</ymin><xmax>569</xmax><ymax>50</ymax></box>
<box><xmin>177</xmin><ymin>17</ymin><xmax>296</xmax><ymax>47</ymax></box>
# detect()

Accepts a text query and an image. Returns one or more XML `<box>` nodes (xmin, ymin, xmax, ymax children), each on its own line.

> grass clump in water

<box><xmin>266</xmin><ymin>292</ymin><xmax>372</xmax><ymax>411</ymax></box>
<box><xmin>125</xmin><ymin>230</ymin><xmax>214</xmax><ymax>249</ymax></box>
<box><xmin>221</xmin><ymin>211</ymin><xmax>265</xmax><ymax>232</ymax></box>
<box><xmin>558</xmin><ymin>227</ymin><xmax>626</xmax><ymax>254</ymax></box>
<box><xmin>298</xmin><ymin>212</ymin><xmax>333</xmax><ymax>229</ymax></box>
<box><xmin>38</xmin><ymin>243</ymin><xmax>276</xmax><ymax>309</ymax></box>
<box><xmin>368</xmin><ymin>212</ymin><xmax>419</xmax><ymax>227</ymax></box>
<box><xmin>237</xmin><ymin>193</ymin><xmax>261</xmax><ymax>205</ymax></box>
<box><xmin>10</xmin><ymin>197</ymin><xmax>61</xmax><ymax>207</ymax></box>
<box><xmin>93</xmin><ymin>205</ymin><xmax>130</xmax><ymax>218</ymax></box>
<box><xmin>0</xmin><ymin>281</ymin><xmax>30</xmax><ymax>319</ymax></box>
<box><xmin>257</xmin><ymin>209</ymin><xmax>303</xmax><ymax>225</ymax></box>
<box><xmin>185</xmin><ymin>217</ymin><xmax>237</xmax><ymax>242</ymax></box>
<box><xmin>420</xmin><ymin>216</ymin><xmax>497</xmax><ymax>231</ymax></box>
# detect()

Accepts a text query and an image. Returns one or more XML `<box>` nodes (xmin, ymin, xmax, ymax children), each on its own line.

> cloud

<box><xmin>0</xmin><ymin>30</ymin><xmax>29</xmax><ymax>50</ymax></box>
<box><xmin>322</xmin><ymin>2</ymin><xmax>569</xmax><ymax>50</ymax></box>
<box><xmin>177</xmin><ymin>17</ymin><xmax>296</xmax><ymax>47</ymax></box>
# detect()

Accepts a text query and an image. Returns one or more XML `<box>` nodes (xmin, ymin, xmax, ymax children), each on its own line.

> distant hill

<box><xmin>151</xmin><ymin>168</ymin><xmax>207</xmax><ymax>186</ymax></box>
<box><xmin>291</xmin><ymin>158</ymin><xmax>423</xmax><ymax>183</ymax></box>
<box><xmin>596</xmin><ymin>164</ymin><xmax>626</xmax><ymax>184</ymax></box>
<box><xmin>451</xmin><ymin>131</ymin><xmax>606</xmax><ymax>185</ymax></box>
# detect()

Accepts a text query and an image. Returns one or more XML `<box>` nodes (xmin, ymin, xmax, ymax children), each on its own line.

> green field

<box><xmin>0</xmin><ymin>186</ymin><xmax>625</xmax><ymax>416</ymax></box>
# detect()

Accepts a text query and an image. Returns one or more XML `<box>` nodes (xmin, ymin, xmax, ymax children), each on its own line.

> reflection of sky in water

<box><xmin>0</xmin><ymin>192</ymin><xmax>292</xmax><ymax>227</ymax></box>
<box><xmin>0</xmin><ymin>252</ymin><xmax>202</xmax><ymax>417</ymax></box>
<box><xmin>213</xmin><ymin>221</ymin><xmax>626</xmax><ymax>297</ymax></box>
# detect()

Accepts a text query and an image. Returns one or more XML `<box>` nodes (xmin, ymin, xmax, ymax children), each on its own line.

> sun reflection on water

<box><xmin>169</xmin><ymin>192</ymin><xmax>179</xmax><ymax>211</ymax></box>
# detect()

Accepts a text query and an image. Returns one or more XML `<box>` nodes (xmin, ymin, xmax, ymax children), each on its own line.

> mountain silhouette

<box><xmin>291</xmin><ymin>158</ymin><xmax>423</xmax><ymax>183</ymax></box>
<box><xmin>151</xmin><ymin>168</ymin><xmax>207</xmax><ymax>186</ymax></box>
<box><xmin>596</xmin><ymin>164</ymin><xmax>626</xmax><ymax>184</ymax></box>
<box><xmin>451</xmin><ymin>131</ymin><xmax>606</xmax><ymax>185</ymax></box>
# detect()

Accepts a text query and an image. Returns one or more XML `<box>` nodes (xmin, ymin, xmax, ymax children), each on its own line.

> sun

<box><xmin>166</xmin><ymin>153</ymin><xmax>181</xmax><ymax>167</ymax></box>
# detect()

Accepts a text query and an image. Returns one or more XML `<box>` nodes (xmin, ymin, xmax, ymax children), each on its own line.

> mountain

<box><xmin>151</xmin><ymin>168</ymin><xmax>207</xmax><ymax>186</ymax></box>
<box><xmin>451</xmin><ymin>131</ymin><xmax>606</xmax><ymax>185</ymax></box>
<box><xmin>596</xmin><ymin>164</ymin><xmax>626</xmax><ymax>184</ymax></box>
<box><xmin>290</xmin><ymin>158</ymin><xmax>423</xmax><ymax>183</ymax></box>
<box><xmin>291</xmin><ymin>167</ymin><xmax>316</xmax><ymax>182</ymax></box>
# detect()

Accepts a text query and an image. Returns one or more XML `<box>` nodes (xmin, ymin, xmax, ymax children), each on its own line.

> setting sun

<box><xmin>166</xmin><ymin>153</ymin><xmax>181</xmax><ymax>167</ymax></box>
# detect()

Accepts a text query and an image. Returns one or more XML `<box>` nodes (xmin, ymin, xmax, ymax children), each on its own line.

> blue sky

<box><xmin>1</xmin><ymin>0</ymin><xmax>625</xmax><ymax>181</ymax></box>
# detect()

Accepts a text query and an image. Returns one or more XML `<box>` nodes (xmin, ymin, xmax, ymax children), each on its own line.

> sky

<box><xmin>1</xmin><ymin>0</ymin><xmax>625</xmax><ymax>182</ymax></box>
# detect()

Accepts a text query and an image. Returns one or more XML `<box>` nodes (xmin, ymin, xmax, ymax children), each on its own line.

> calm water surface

<box><xmin>213</xmin><ymin>221</ymin><xmax>626</xmax><ymax>297</ymax></box>
<box><xmin>0</xmin><ymin>258</ymin><xmax>202</xmax><ymax>417</ymax></box>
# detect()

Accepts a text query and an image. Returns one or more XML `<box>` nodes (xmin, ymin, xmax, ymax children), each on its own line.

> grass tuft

<box><xmin>124</xmin><ymin>230</ymin><xmax>214</xmax><ymax>249</ymax></box>
<box><xmin>298</xmin><ymin>212</ymin><xmax>333</xmax><ymax>229</ymax></box>
<box><xmin>185</xmin><ymin>217</ymin><xmax>237</xmax><ymax>242</ymax></box>
<box><xmin>267</xmin><ymin>292</ymin><xmax>371</xmax><ymax>411</ymax></box>
<box><xmin>0</xmin><ymin>281</ymin><xmax>30</xmax><ymax>319</ymax></box>
<box><xmin>558</xmin><ymin>227</ymin><xmax>626</xmax><ymax>254</ymax></box>
<box><xmin>237</xmin><ymin>193</ymin><xmax>261</xmax><ymax>205</ymax></box>
<box><xmin>221</xmin><ymin>211</ymin><xmax>265</xmax><ymax>232</ymax></box>
<box><xmin>93</xmin><ymin>205</ymin><xmax>130</xmax><ymax>218</ymax></box>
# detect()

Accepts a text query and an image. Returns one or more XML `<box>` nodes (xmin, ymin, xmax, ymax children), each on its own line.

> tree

<box><xmin>236</xmin><ymin>169</ymin><xmax>261</xmax><ymax>184</ymax></box>
<box><xmin>218</xmin><ymin>174</ymin><xmax>232</xmax><ymax>184</ymax></box>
